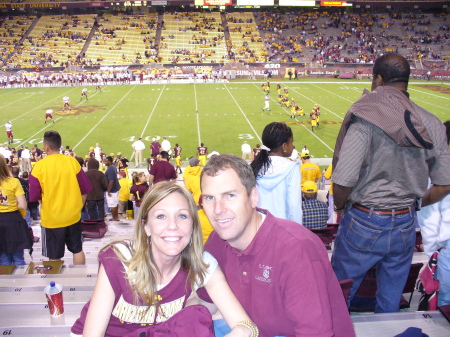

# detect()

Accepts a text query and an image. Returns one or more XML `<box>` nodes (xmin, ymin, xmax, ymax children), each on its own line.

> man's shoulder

<box><xmin>267</xmin><ymin>216</ymin><xmax>325</xmax><ymax>250</ymax></box>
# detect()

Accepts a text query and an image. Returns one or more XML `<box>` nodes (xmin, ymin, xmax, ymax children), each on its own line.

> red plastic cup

<box><xmin>44</xmin><ymin>282</ymin><xmax>64</xmax><ymax>316</ymax></box>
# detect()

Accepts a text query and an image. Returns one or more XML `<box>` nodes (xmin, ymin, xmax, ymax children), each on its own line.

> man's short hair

<box><xmin>373</xmin><ymin>53</ymin><xmax>410</xmax><ymax>85</ymax></box>
<box><xmin>75</xmin><ymin>156</ymin><xmax>84</xmax><ymax>167</ymax></box>
<box><xmin>43</xmin><ymin>130</ymin><xmax>62</xmax><ymax>150</ymax></box>
<box><xmin>302</xmin><ymin>192</ymin><xmax>317</xmax><ymax>200</ymax></box>
<box><xmin>105</xmin><ymin>156</ymin><xmax>113</xmax><ymax>163</ymax></box>
<box><xmin>22</xmin><ymin>171</ymin><xmax>29</xmax><ymax>178</ymax></box>
<box><xmin>160</xmin><ymin>151</ymin><xmax>169</xmax><ymax>159</ymax></box>
<box><xmin>11</xmin><ymin>167</ymin><xmax>19</xmax><ymax>177</ymax></box>
<box><xmin>201</xmin><ymin>154</ymin><xmax>256</xmax><ymax>195</ymax></box>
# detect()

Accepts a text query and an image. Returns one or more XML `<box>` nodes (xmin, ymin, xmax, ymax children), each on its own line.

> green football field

<box><xmin>1</xmin><ymin>79</ymin><xmax>449</xmax><ymax>165</ymax></box>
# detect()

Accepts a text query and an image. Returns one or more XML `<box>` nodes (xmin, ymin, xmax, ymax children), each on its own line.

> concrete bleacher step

<box><xmin>0</xmin><ymin>302</ymin><xmax>84</xmax><ymax>336</ymax></box>
<box><xmin>0</xmin><ymin>276</ymin><xmax>96</xmax><ymax>291</ymax></box>
<box><xmin>0</xmin><ymin>289</ymin><xmax>93</xmax><ymax>304</ymax></box>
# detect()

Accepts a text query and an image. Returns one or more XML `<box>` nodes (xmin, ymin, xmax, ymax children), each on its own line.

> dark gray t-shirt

<box><xmin>105</xmin><ymin>165</ymin><xmax>120</xmax><ymax>193</ymax></box>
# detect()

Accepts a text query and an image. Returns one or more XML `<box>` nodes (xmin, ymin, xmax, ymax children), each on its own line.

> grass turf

<box><xmin>1</xmin><ymin>79</ymin><xmax>449</xmax><ymax>164</ymax></box>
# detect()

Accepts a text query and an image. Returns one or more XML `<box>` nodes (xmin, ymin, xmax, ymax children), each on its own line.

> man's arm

<box><xmin>107</xmin><ymin>180</ymin><xmax>113</xmax><ymax>197</ymax></box>
<box><xmin>421</xmin><ymin>184</ymin><xmax>450</xmax><ymax>207</ymax></box>
<box><xmin>333</xmin><ymin>183</ymin><xmax>353</xmax><ymax>214</ymax></box>
<box><xmin>283</xmin><ymin>241</ymin><xmax>356</xmax><ymax>336</ymax></box>
<box><xmin>28</xmin><ymin>173</ymin><xmax>42</xmax><ymax>202</ymax></box>
<box><xmin>76</xmin><ymin>169</ymin><xmax>93</xmax><ymax>195</ymax></box>
<box><xmin>148</xmin><ymin>174</ymin><xmax>155</xmax><ymax>186</ymax></box>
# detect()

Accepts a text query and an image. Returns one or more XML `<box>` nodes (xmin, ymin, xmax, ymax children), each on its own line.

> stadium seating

<box><xmin>85</xmin><ymin>12</ymin><xmax>159</xmax><ymax>65</ymax></box>
<box><xmin>159</xmin><ymin>11</ymin><xmax>226</xmax><ymax>64</ymax></box>
<box><xmin>226</xmin><ymin>12</ymin><xmax>268</xmax><ymax>63</ymax></box>
<box><xmin>13</xmin><ymin>14</ymin><xmax>96</xmax><ymax>68</ymax></box>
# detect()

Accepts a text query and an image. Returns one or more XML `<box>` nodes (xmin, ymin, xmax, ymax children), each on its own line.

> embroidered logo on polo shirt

<box><xmin>255</xmin><ymin>264</ymin><xmax>272</xmax><ymax>283</ymax></box>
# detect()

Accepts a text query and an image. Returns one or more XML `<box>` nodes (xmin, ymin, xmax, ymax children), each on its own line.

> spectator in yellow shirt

<box><xmin>118</xmin><ymin>171</ymin><xmax>131</xmax><ymax>219</ymax></box>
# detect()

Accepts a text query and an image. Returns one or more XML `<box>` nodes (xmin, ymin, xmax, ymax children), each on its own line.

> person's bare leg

<box><xmin>73</xmin><ymin>251</ymin><xmax>85</xmax><ymax>265</ymax></box>
<box><xmin>111</xmin><ymin>206</ymin><xmax>119</xmax><ymax>221</ymax></box>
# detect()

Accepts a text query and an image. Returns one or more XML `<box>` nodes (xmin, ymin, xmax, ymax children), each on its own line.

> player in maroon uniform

<box><xmin>252</xmin><ymin>144</ymin><xmax>261</xmax><ymax>160</ymax></box>
<box><xmin>146</xmin><ymin>154</ymin><xmax>156</xmax><ymax>173</ymax></box>
<box><xmin>173</xmin><ymin>143</ymin><xmax>183</xmax><ymax>174</ymax></box>
<box><xmin>64</xmin><ymin>146</ymin><xmax>74</xmax><ymax>157</ymax></box>
<box><xmin>196</xmin><ymin>143</ymin><xmax>208</xmax><ymax>167</ymax></box>
<box><xmin>9</xmin><ymin>150</ymin><xmax>19</xmax><ymax>167</ymax></box>
<box><xmin>117</xmin><ymin>152</ymin><xmax>129</xmax><ymax>177</ymax></box>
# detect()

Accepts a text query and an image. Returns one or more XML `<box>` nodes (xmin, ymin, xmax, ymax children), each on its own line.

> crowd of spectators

<box><xmin>0</xmin><ymin>10</ymin><xmax>448</xmax><ymax>68</ymax></box>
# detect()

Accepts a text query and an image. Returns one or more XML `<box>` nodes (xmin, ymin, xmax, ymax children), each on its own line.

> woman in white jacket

<box><xmin>417</xmin><ymin>120</ymin><xmax>450</xmax><ymax>307</ymax></box>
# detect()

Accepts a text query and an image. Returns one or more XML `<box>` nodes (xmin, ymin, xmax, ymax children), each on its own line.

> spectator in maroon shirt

<box><xmin>130</xmin><ymin>172</ymin><xmax>149</xmax><ymax>219</ymax></box>
<box><xmin>149</xmin><ymin>151</ymin><xmax>177</xmax><ymax>186</ymax></box>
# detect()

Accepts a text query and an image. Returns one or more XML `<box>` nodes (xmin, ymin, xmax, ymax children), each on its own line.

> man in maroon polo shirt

<box><xmin>199</xmin><ymin>154</ymin><xmax>355</xmax><ymax>337</ymax></box>
<box><xmin>148</xmin><ymin>151</ymin><xmax>177</xmax><ymax>186</ymax></box>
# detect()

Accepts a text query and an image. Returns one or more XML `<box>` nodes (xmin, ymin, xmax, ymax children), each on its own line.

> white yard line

<box><xmin>409</xmin><ymin>87</ymin><xmax>450</xmax><ymax>101</ymax></box>
<box><xmin>73</xmin><ymin>85</ymin><xmax>137</xmax><ymax>151</ymax></box>
<box><xmin>128</xmin><ymin>85</ymin><xmax>166</xmax><ymax>160</ymax></box>
<box><xmin>409</xmin><ymin>97</ymin><xmax>450</xmax><ymax>114</ymax></box>
<box><xmin>194</xmin><ymin>84</ymin><xmax>202</xmax><ymax>146</ymax></box>
<box><xmin>311</xmin><ymin>83</ymin><xmax>358</xmax><ymax>105</ymax></box>
<box><xmin>0</xmin><ymin>91</ymin><xmax>42</xmax><ymax>110</ymax></box>
<box><xmin>225</xmin><ymin>84</ymin><xmax>262</xmax><ymax>143</ymax></box>
<box><xmin>286</xmin><ymin>84</ymin><xmax>345</xmax><ymax>120</ymax></box>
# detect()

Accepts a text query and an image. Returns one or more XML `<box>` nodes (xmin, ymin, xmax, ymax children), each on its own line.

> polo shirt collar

<box><xmin>225</xmin><ymin>208</ymin><xmax>274</xmax><ymax>257</ymax></box>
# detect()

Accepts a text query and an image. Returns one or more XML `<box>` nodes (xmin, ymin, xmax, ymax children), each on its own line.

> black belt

<box><xmin>352</xmin><ymin>203</ymin><xmax>412</xmax><ymax>215</ymax></box>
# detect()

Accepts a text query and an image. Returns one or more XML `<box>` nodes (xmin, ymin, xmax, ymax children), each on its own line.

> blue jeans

<box><xmin>437</xmin><ymin>243</ymin><xmax>450</xmax><ymax>307</ymax></box>
<box><xmin>134</xmin><ymin>204</ymin><xmax>140</xmax><ymax>220</ymax></box>
<box><xmin>0</xmin><ymin>251</ymin><xmax>26</xmax><ymax>265</ymax></box>
<box><xmin>25</xmin><ymin>209</ymin><xmax>31</xmax><ymax>227</ymax></box>
<box><xmin>86</xmin><ymin>199</ymin><xmax>105</xmax><ymax>219</ymax></box>
<box><xmin>331</xmin><ymin>204</ymin><xmax>416</xmax><ymax>313</ymax></box>
<box><xmin>213</xmin><ymin>319</ymin><xmax>284</xmax><ymax>337</ymax></box>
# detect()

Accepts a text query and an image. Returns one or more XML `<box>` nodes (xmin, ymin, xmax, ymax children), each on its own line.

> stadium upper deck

<box><xmin>0</xmin><ymin>6</ymin><xmax>448</xmax><ymax>71</ymax></box>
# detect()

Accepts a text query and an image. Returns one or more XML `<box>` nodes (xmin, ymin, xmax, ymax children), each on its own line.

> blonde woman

<box><xmin>71</xmin><ymin>181</ymin><xmax>257</xmax><ymax>337</ymax></box>
<box><xmin>0</xmin><ymin>154</ymin><xmax>31</xmax><ymax>265</ymax></box>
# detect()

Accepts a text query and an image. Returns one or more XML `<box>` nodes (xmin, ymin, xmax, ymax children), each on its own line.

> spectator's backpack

<box><xmin>416</xmin><ymin>249</ymin><xmax>441</xmax><ymax>311</ymax></box>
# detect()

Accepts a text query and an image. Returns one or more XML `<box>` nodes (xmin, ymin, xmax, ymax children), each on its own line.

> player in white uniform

<box><xmin>63</xmin><ymin>96</ymin><xmax>71</xmax><ymax>112</ymax></box>
<box><xmin>262</xmin><ymin>94</ymin><xmax>271</xmax><ymax>111</ymax></box>
<box><xmin>80</xmin><ymin>88</ymin><xmax>88</xmax><ymax>101</ymax></box>
<box><xmin>5</xmin><ymin>120</ymin><xmax>13</xmax><ymax>144</ymax></box>
<box><xmin>45</xmin><ymin>109</ymin><xmax>55</xmax><ymax>124</ymax></box>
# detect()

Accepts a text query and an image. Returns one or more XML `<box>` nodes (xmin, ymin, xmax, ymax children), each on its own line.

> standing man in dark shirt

<box><xmin>85</xmin><ymin>158</ymin><xmax>107</xmax><ymax>219</ymax></box>
<box><xmin>104</xmin><ymin>156</ymin><xmax>121</xmax><ymax>221</ymax></box>
<box><xmin>332</xmin><ymin>54</ymin><xmax>450</xmax><ymax>313</ymax></box>
<box><xmin>148</xmin><ymin>151</ymin><xmax>177</xmax><ymax>186</ymax></box>
<box><xmin>150</xmin><ymin>138</ymin><xmax>161</xmax><ymax>157</ymax></box>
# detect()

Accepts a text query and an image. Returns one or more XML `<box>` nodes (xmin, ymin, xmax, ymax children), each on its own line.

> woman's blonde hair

<box><xmin>0</xmin><ymin>154</ymin><xmax>10</xmax><ymax>183</ymax></box>
<box><xmin>103</xmin><ymin>181</ymin><xmax>206</xmax><ymax>309</ymax></box>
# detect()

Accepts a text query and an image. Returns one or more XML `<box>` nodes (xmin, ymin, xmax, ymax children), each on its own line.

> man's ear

<box><xmin>250</xmin><ymin>186</ymin><xmax>258</xmax><ymax>208</ymax></box>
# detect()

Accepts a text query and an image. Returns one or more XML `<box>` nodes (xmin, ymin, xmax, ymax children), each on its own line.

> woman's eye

<box><xmin>156</xmin><ymin>214</ymin><xmax>165</xmax><ymax>219</ymax></box>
